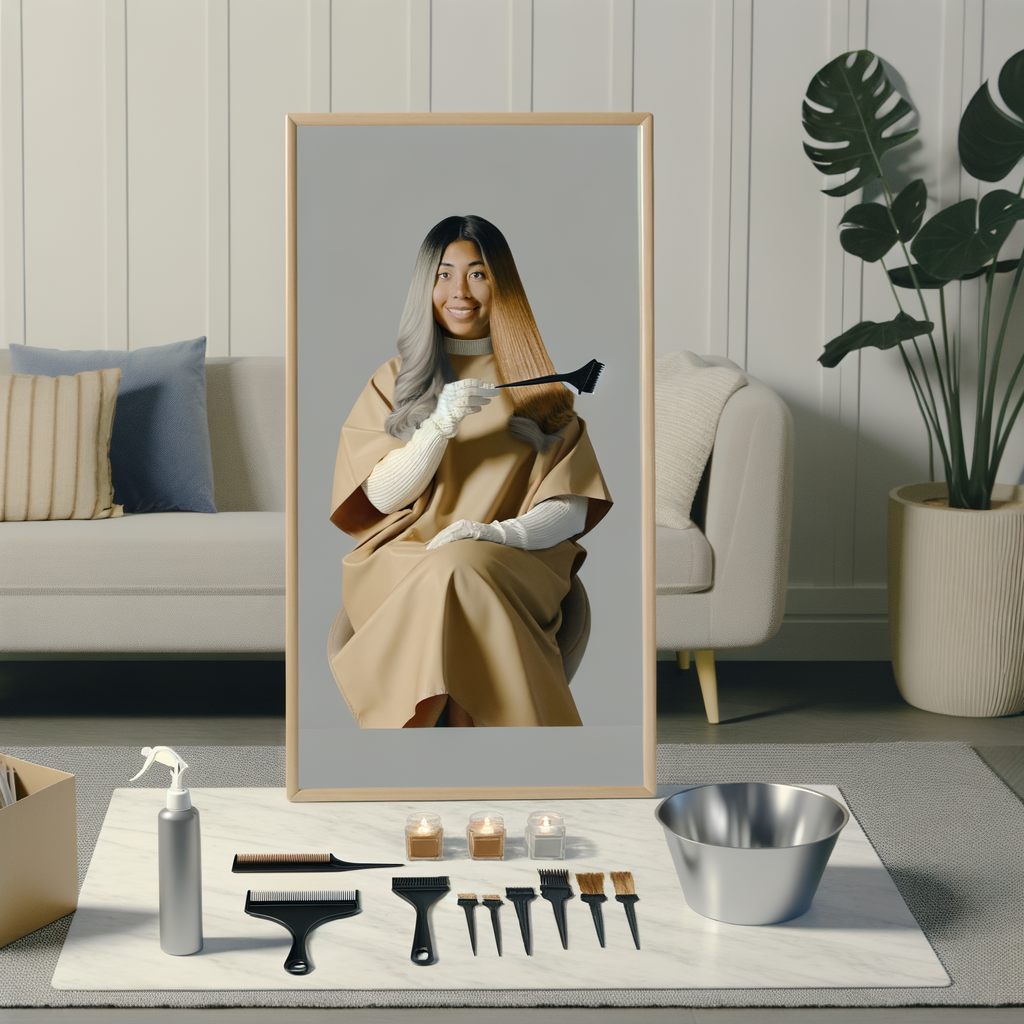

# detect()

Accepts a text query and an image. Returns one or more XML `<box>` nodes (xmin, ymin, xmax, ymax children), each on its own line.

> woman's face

<box><xmin>432</xmin><ymin>239</ymin><xmax>492</xmax><ymax>340</ymax></box>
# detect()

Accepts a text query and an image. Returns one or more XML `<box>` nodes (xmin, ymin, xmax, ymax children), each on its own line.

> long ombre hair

<box><xmin>384</xmin><ymin>216</ymin><xmax>574</xmax><ymax>443</ymax></box>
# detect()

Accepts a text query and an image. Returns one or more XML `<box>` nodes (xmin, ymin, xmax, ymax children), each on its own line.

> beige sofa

<box><xmin>0</xmin><ymin>353</ymin><xmax>285</xmax><ymax>655</ymax></box>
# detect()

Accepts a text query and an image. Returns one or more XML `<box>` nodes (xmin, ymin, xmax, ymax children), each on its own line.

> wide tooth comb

<box><xmin>243</xmin><ymin>889</ymin><xmax>360</xmax><ymax>975</ymax></box>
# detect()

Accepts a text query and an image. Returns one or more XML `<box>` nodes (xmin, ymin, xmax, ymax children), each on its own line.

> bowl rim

<box><xmin>655</xmin><ymin>782</ymin><xmax>851</xmax><ymax>850</ymax></box>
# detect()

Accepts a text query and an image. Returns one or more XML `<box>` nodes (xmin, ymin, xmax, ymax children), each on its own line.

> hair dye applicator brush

<box><xmin>611</xmin><ymin>871</ymin><xmax>641</xmax><ymax>949</ymax></box>
<box><xmin>538</xmin><ymin>869</ymin><xmax>574</xmax><ymax>950</ymax></box>
<box><xmin>496</xmin><ymin>359</ymin><xmax>604</xmax><ymax>395</ymax></box>
<box><xmin>575</xmin><ymin>872</ymin><xmax>608</xmax><ymax>947</ymax></box>
<box><xmin>482</xmin><ymin>894</ymin><xmax>504</xmax><ymax>956</ymax></box>
<box><xmin>233</xmin><ymin>852</ymin><xmax>402</xmax><ymax>873</ymax></box>
<box><xmin>505</xmin><ymin>886</ymin><xmax>537</xmax><ymax>955</ymax></box>
<box><xmin>392</xmin><ymin>876</ymin><xmax>450</xmax><ymax>966</ymax></box>
<box><xmin>243</xmin><ymin>889</ymin><xmax>360</xmax><ymax>975</ymax></box>
<box><xmin>457</xmin><ymin>894</ymin><xmax>479</xmax><ymax>955</ymax></box>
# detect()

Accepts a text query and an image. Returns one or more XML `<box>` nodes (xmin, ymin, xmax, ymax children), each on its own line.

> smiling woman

<box><xmin>326</xmin><ymin>215</ymin><xmax>612</xmax><ymax>729</ymax></box>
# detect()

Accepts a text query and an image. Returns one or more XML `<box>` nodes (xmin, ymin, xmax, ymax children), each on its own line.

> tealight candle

<box><xmin>467</xmin><ymin>811</ymin><xmax>505</xmax><ymax>860</ymax></box>
<box><xmin>526</xmin><ymin>811</ymin><xmax>566</xmax><ymax>859</ymax></box>
<box><xmin>405</xmin><ymin>812</ymin><xmax>443</xmax><ymax>860</ymax></box>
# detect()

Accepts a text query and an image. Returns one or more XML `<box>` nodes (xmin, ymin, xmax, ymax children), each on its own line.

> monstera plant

<box><xmin>802</xmin><ymin>49</ymin><xmax>1024</xmax><ymax>510</ymax></box>
<box><xmin>803</xmin><ymin>50</ymin><xmax>1024</xmax><ymax>719</ymax></box>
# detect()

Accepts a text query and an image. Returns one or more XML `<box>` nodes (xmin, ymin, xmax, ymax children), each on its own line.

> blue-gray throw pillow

<box><xmin>9</xmin><ymin>338</ymin><xmax>216</xmax><ymax>513</ymax></box>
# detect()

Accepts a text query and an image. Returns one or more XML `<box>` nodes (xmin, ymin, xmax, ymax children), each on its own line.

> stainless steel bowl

<box><xmin>656</xmin><ymin>783</ymin><xmax>849</xmax><ymax>925</ymax></box>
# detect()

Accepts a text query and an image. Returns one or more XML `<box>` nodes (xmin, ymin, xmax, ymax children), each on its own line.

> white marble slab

<box><xmin>52</xmin><ymin>787</ymin><xmax>950</xmax><ymax>991</ymax></box>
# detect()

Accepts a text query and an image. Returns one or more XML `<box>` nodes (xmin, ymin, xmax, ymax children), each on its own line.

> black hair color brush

<box><xmin>505</xmin><ymin>886</ymin><xmax>537</xmax><ymax>955</ymax></box>
<box><xmin>233</xmin><ymin>852</ymin><xmax>402</xmax><ymax>873</ymax></box>
<box><xmin>575</xmin><ymin>872</ymin><xmax>608</xmax><ymax>947</ymax></box>
<box><xmin>243</xmin><ymin>889</ymin><xmax>360</xmax><ymax>975</ymax></box>
<box><xmin>539</xmin><ymin>869</ymin><xmax>575</xmax><ymax>950</ymax></box>
<box><xmin>457</xmin><ymin>894</ymin><xmax>479</xmax><ymax>955</ymax></box>
<box><xmin>392</xmin><ymin>876</ymin><xmax>450</xmax><ymax>966</ymax></box>
<box><xmin>482</xmin><ymin>894</ymin><xmax>504</xmax><ymax>956</ymax></box>
<box><xmin>496</xmin><ymin>358</ymin><xmax>604</xmax><ymax>395</ymax></box>
<box><xmin>611</xmin><ymin>871</ymin><xmax>641</xmax><ymax>949</ymax></box>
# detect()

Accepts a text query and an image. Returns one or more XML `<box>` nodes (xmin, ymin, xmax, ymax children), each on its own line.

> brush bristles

<box><xmin>580</xmin><ymin>360</ymin><xmax>605</xmax><ymax>393</ymax></box>
<box><xmin>247</xmin><ymin>890</ymin><xmax>355</xmax><ymax>903</ymax></box>
<box><xmin>611</xmin><ymin>871</ymin><xmax>636</xmax><ymax>895</ymax></box>
<box><xmin>392</xmin><ymin>876</ymin><xmax>450</xmax><ymax>889</ymax></box>
<box><xmin>505</xmin><ymin>887</ymin><xmax>536</xmax><ymax>896</ymax></box>
<box><xmin>538</xmin><ymin>869</ymin><xmax>571</xmax><ymax>886</ymax></box>
<box><xmin>575</xmin><ymin>872</ymin><xmax>606</xmax><ymax>895</ymax></box>
<box><xmin>236</xmin><ymin>852</ymin><xmax>330</xmax><ymax>864</ymax></box>
<box><xmin>483</xmin><ymin>895</ymin><xmax>503</xmax><ymax>903</ymax></box>
<box><xmin>458</xmin><ymin>893</ymin><xmax>478</xmax><ymax>901</ymax></box>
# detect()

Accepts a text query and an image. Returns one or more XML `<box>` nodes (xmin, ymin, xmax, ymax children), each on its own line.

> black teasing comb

<box><xmin>243</xmin><ymin>889</ymin><xmax>360</xmax><ymax>975</ymax></box>
<box><xmin>496</xmin><ymin>359</ymin><xmax>604</xmax><ymax>395</ymax></box>
<box><xmin>392</xmin><ymin>876</ymin><xmax>451</xmax><ymax>966</ymax></box>
<box><xmin>233</xmin><ymin>852</ymin><xmax>402</xmax><ymax>873</ymax></box>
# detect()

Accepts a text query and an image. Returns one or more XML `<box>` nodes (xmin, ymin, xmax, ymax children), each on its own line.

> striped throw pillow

<box><xmin>0</xmin><ymin>369</ymin><xmax>123</xmax><ymax>521</ymax></box>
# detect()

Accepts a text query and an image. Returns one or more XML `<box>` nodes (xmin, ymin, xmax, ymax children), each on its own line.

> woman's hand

<box><xmin>426</xmin><ymin>518</ymin><xmax>505</xmax><ymax>550</ymax></box>
<box><xmin>429</xmin><ymin>379</ymin><xmax>499</xmax><ymax>438</ymax></box>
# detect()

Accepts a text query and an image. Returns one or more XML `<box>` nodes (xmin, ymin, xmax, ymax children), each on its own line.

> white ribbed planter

<box><xmin>888</xmin><ymin>482</ymin><xmax>1024</xmax><ymax>717</ymax></box>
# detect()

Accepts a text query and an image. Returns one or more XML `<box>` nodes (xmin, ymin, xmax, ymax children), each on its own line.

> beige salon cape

<box><xmin>329</xmin><ymin>351</ymin><xmax>612</xmax><ymax>728</ymax></box>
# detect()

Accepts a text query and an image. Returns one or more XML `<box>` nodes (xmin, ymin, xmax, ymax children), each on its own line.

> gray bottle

<box><xmin>131</xmin><ymin>746</ymin><xmax>204</xmax><ymax>955</ymax></box>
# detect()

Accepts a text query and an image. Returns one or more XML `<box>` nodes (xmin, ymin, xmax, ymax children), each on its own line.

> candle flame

<box><xmin>417</xmin><ymin>817</ymin><xmax>431</xmax><ymax>834</ymax></box>
<box><xmin>541</xmin><ymin>815</ymin><xmax>551</xmax><ymax>831</ymax></box>
<box><xmin>481</xmin><ymin>816</ymin><xmax>493</xmax><ymax>834</ymax></box>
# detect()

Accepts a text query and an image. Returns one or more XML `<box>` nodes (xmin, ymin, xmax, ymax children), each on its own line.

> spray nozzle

<box><xmin>130</xmin><ymin>746</ymin><xmax>191</xmax><ymax>808</ymax></box>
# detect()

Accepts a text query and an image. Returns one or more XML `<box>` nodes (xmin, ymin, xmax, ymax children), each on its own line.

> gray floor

<box><xmin>1</xmin><ymin>658</ymin><xmax>1022</xmax><ymax>1023</ymax></box>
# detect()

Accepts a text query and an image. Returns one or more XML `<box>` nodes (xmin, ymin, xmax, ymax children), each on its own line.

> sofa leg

<box><xmin>676</xmin><ymin>650</ymin><xmax>690</xmax><ymax>671</ymax></box>
<box><xmin>694</xmin><ymin>649</ymin><xmax>719</xmax><ymax>724</ymax></box>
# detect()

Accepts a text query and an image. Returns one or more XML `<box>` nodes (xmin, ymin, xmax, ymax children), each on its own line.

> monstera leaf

<box><xmin>803</xmin><ymin>51</ymin><xmax>918</xmax><ymax>198</ymax></box>
<box><xmin>888</xmin><ymin>257</ymin><xmax>1021</xmax><ymax>289</ymax></box>
<box><xmin>959</xmin><ymin>49</ymin><xmax>1024</xmax><ymax>182</ymax></box>
<box><xmin>819</xmin><ymin>312</ymin><xmax>934</xmax><ymax>368</ymax></box>
<box><xmin>839</xmin><ymin>180</ymin><xmax>928</xmax><ymax>262</ymax></box>
<box><xmin>911</xmin><ymin>190</ymin><xmax>1024</xmax><ymax>280</ymax></box>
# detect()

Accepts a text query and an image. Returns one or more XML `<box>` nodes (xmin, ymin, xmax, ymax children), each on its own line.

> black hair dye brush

<box><xmin>539</xmin><ymin>869</ymin><xmax>575</xmax><ymax>950</ymax></box>
<box><xmin>482</xmin><ymin>894</ymin><xmax>504</xmax><ymax>956</ymax></box>
<box><xmin>457</xmin><ymin>894</ymin><xmax>479</xmax><ymax>955</ymax></box>
<box><xmin>496</xmin><ymin>359</ymin><xmax>604</xmax><ymax>395</ymax></box>
<box><xmin>575</xmin><ymin>872</ymin><xmax>608</xmax><ymax>947</ymax></box>
<box><xmin>243</xmin><ymin>889</ymin><xmax>360</xmax><ymax>975</ymax></box>
<box><xmin>392</xmin><ymin>876</ymin><xmax>450</xmax><ymax>966</ymax></box>
<box><xmin>611</xmin><ymin>871</ymin><xmax>641</xmax><ymax>949</ymax></box>
<box><xmin>505</xmin><ymin>886</ymin><xmax>537</xmax><ymax>955</ymax></box>
<box><xmin>233</xmin><ymin>852</ymin><xmax>402</xmax><ymax>873</ymax></box>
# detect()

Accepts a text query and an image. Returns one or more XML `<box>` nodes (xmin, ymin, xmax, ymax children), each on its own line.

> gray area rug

<box><xmin>1</xmin><ymin>742</ymin><xmax>1021</xmax><ymax>1009</ymax></box>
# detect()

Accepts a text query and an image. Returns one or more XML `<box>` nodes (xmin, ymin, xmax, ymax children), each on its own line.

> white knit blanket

<box><xmin>655</xmin><ymin>351</ymin><xmax>747</xmax><ymax>529</ymax></box>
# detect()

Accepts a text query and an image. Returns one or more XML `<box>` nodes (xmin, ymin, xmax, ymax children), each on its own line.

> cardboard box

<box><xmin>0</xmin><ymin>755</ymin><xmax>78</xmax><ymax>948</ymax></box>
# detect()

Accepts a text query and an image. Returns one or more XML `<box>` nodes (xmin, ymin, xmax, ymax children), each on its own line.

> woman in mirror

<box><xmin>328</xmin><ymin>215</ymin><xmax>611</xmax><ymax>727</ymax></box>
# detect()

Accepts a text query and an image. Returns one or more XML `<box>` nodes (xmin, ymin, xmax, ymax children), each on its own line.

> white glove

<box><xmin>426</xmin><ymin>494</ymin><xmax>588</xmax><ymax>552</ymax></box>
<box><xmin>362</xmin><ymin>378</ymin><xmax>499</xmax><ymax>514</ymax></box>
<box><xmin>428</xmin><ymin>378</ymin><xmax>499</xmax><ymax>438</ymax></box>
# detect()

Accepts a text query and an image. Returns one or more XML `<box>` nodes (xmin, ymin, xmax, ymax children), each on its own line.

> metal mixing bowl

<box><xmin>656</xmin><ymin>783</ymin><xmax>849</xmax><ymax>925</ymax></box>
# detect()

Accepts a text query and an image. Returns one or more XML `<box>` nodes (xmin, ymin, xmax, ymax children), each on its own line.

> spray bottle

<box><xmin>130</xmin><ymin>745</ymin><xmax>203</xmax><ymax>955</ymax></box>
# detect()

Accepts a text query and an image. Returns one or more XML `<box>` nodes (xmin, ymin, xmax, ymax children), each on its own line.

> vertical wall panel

<box><xmin>126</xmin><ymin>0</ymin><xmax>207</xmax><ymax>349</ymax></box>
<box><xmin>432</xmin><ymin>0</ymin><xmax>510</xmax><ymax>112</ymax></box>
<box><xmin>0</xmin><ymin>0</ymin><xmax>26</xmax><ymax>349</ymax></box>
<box><xmin>229</xmin><ymin>0</ymin><xmax>314</xmax><ymax>357</ymax></box>
<box><xmin>206</xmin><ymin>0</ymin><xmax>230</xmax><ymax>357</ymax></box>
<box><xmin>22</xmin><ymin>0</ymin><xmax>107</xmax><ymax>348</ymax></box>
<box><xmin>533</xmin><ymin>0</ymin><xmax>615</xmax><ymax>112</ymax></box>
<box><xmin>104</xmin><ymin>0</ymin><xmax>128</xmax><ymax>351</ymax></box>
<box><xmin>509</xmin><ymin>0</ymin><xmax>533</xmax><ymax>111</ymax></box>
<box><xmin>332</xmin><ymin>0</ymin><xmax>411</xmax><ymax>113</ymax></box>
<box><xmin>634</xmin><ymin>0</ymin><xmax>714</xmax><ymax>358</ymax></box>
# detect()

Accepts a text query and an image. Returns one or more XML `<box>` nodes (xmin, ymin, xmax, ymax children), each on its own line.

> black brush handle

<box><xmin>581</xmin><ymin>894</ymin><xmax>606</xmax><ymax>948</ymax></box>
<box><xmin>542</xmin><ymin>892</ymin><xmax>572</xmax><ymax>950</ymax></box>
<box><xmin>284</xmin><ymin>925</ymin><xmax>314</xmax><ymax>975</ymax></box>
<box><xmin>487</xmin><ymin>906</ymin><xmax>503</xmax><ymax>956</ymax></box>
<box><xmin>616</xmin><ymin>894</ymin><xmax>640</xmax><ymax>949</ymax></box>
<box><xmin>461</xmin><ymin>904</ymin><xmax>478</xmax><ymax>956</ymax></box>
<box><xmin>331</xmin><ymin>859</ymin><xmax>405</xmax><ymax>872</ymax></box>
<box><xmin>511</xmin><ymin>899</ymin><xmax>533</xmax><ymax>955</ymax></box>
<box><xmin>410</xmin><ymin>904</ymin><xmax>437</xmax><ymax>965</ymax></box>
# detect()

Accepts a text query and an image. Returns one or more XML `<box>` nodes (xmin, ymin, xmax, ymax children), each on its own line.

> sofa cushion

<box><xmin>9</xmin><ymin>338</ymin><xmax>216</xmax><ymax>514</ymax></box>
<box><xmin>0</xmin><ymin>512</ymin><xmax>283</xmax><ymax>594</ymax></box>
<box><xmin>656</xmin><ymin>524</ymin><xmax>713</xmax><ymax>595</ymax></box>
<box><xmin>1</xmin><ymin>370</ymin><xmax>123</xmax><ymax>522</ymax></box>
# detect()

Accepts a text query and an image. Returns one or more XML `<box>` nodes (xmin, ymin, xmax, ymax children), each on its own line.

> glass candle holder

<box><xmin>405</xmin><ymin>812</ymin><xmax>443</xmax><ymax>860</ymax></box>
<box><xmin>467</xmin><ymin>811</ymin><xmax>505</xmax><ymax>860</ymax></box>
<box><xmin>525</xmin><ymin>811</ymin><xmax>566</xmax><ymax>859</ymax></box>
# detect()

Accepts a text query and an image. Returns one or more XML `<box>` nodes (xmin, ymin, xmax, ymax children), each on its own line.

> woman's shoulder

<box><xmin>368</xmin><ymin>355</ymin><xmax>403</xmax><ymax>390</ymax></box>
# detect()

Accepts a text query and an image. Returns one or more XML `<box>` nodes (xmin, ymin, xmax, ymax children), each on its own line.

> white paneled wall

<box><xmin>3</xmin><ymin>0</ymin><xmax>1024</xmax><ymax>657</ymax></box>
